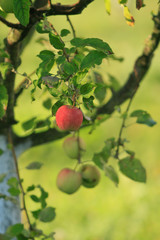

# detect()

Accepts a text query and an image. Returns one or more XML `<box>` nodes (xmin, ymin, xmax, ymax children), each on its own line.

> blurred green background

<box><xmin>1</xmin><ymin>0</ymin><xmax>160</xmax><ymax>239</ymax></box>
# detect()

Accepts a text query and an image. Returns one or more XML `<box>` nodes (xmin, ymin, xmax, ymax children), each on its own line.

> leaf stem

<box><xmin>66</xmin><ymin>15</ymin><xmax>76</xmax><ymax>38</ymax></box>
<box><xmin>115</xmin><ymin>96</ymin><xmax>134</xmax><ymax>159</ymax></box>
<box><xmin>14</xmin><ymin>69</ymin><xmax>35</xmax><ymax>94</ymax></box>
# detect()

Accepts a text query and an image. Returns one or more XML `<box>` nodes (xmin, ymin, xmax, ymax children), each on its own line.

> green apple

<box><xmin>63</xmin><ymin>136</ymin><xmax>86</xmax><ymax>159</ymax></box>
<box><xmin>0</xmin><ymin>0</ymin><xmax>14</xmax><ymax>13</ymax></box>
<box><xmin>79</xmin><ymin>164</ymin><xmax>100</xmax><ymax>188</ymax></box>
<box><xmin>56</xmin><ymin>168</ymin><xmax>82</xmax><ymax>194</ymax></box>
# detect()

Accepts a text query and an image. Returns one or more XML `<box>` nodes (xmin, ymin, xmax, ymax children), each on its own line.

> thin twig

<box><xmin>47</xmin><ymin>21</ymin><xmax>70</xmax><ymax>61</ymax></box>
<box><xmin>66</xmin><ymin>15</ymin><xmax>76</xmax><ymax>38</ymax></box>
<box><xmin>7</xmin><ymin>128</ymin><xmax>33</xmax><ymax>231</ymax></box>
<box><xmin>115</xmin><ymin>96</ymin><xmax>134</xmax><ymax>159</ymax></box>
<box><xmin>14</xmin><ymin>70</ymin><xmax>36</xmax><ymax>94</ymax></box>
<box><xmin>0</xmin><ymin>16</ymin><xmax>25</xmax><ymax>29</ymax></box>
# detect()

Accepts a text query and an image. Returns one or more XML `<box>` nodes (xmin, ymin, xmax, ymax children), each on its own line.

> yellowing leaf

<box><xmin>104</xmin><ymin>0</ymin><xmax>111</xmax><ymax>15</ymax></box>
<box><xmin>123</xmin><ymin>5</ymin><xmax>135</xmax><ymax>26</ymax></box>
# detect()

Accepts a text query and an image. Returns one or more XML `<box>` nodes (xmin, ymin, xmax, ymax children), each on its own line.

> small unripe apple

<box><xmin>56</xmin><ymin>105</ymin><xmax>83</xmax><ymax>131</ymax></box>
<box><xmin>63</xmin><ymin>136</ymin><xmax>86</xmax><ymax>159</ymax></box>
<box><xmin>56</xmin><ymin>168</ymin><xmax>82</xmax><ymax>194</ymax></box>
<box><xmin>0</xmin><ymin>0</ymin><xmax>14</xmax><ymax>13</ymax></box>
<box><xmin>79</xmin><ymin>164</ymin><xmax>100</xmax><ymax>188</ymax></box>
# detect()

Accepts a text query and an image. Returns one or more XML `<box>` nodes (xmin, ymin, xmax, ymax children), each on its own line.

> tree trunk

<box><xmin>0</xmin><ymin>134</ymin><xmax>31</xmax><ymax>233</ymax></box>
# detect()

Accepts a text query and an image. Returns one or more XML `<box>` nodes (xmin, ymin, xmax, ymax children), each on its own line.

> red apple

<box><xmin>56</xmin><ymin>105</ymin><xmax>83</xmax><ymax>131</ymax></box>
<box><xmin>79</xmin><ymin>164</ymin><xmax>101</xmax><ymax>188</ymax></box>
<box><xmin>63</xmin><ymin>136</ymin><xmax>86</xmax><ymax>159</ymax></box>
<box><xmin>56</xmin><ymin>168</ymin><xmax>82</xmax><ymax>194</ymax></box>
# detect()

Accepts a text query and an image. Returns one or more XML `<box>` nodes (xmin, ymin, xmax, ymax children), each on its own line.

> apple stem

<box><xmin>72</xmin><ymin>93</ymin><xmax>76</xmax><ymax>107</ymax></box>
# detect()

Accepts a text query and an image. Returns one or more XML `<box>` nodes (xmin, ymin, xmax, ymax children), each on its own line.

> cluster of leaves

<box><xmin>92</xmin><ymin>108</ymin><xmax>156</xmax><ymax>186</ymax></box>
<box><xmin>0</xmin><ymin>161</ymin><xmax>55</xmax><ymax>240</ymax></box>
<box><xmin>93</xmin><ymin>137</ymin><xmax>147</xmax><ymax>186</ymax></box>
<box><xmin>0</xmin><ymin>0</ymin><xmax>31</xmax><ymax>26</ymax></box>
<box><xmin>28</xmin><ymin>18</ymin><xmax>115</xmax><ymax>126</ymax></box>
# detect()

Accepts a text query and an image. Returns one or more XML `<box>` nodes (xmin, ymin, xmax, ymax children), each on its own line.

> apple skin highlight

<box><xmin>56</xmin><ymin>105</ymin><xmax>83</xmax><ymax>131</ymax></box>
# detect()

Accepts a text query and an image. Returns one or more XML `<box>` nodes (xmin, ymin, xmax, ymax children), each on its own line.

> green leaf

<box><xmin>92</xmin><ymin>138</ymin><xmax>115</xmax><ymax>168</ymax></box>
<box><xmin>35</xmin><ymin>119</ymin><xmax>51</xmax><ymax>129</ymax></box>
<box><xmin>0</xmin><ymin>62</ymin><xmax>12</xmax><ymax>79</ymax></box>
<box><xmin>0</xmin><ymin>49</ymin><xmax>9</xmax><ymax>58</ymax></box>
<box><xmin>101</xmin><ymin>144</ymin><xmax>112</xmax><ymax>160</ymax></box>
<box><xmin>130</xmin><ymin>110</ymin><xmax>157</xmax><ymax>127</ymax></box>
<box><xmin>0</xmin><ymin>85</ymin><xmax>8</xmax><ymax>118</ymax></box>
<box><xmin>119</xmin><ymin>0</ymin><xmax>128</xmax><ymax>3</ymax></box>
<box><xmin>60</xmin><ymin>29</ymin><xmax>71</xmax><ymax>37</ymax></box>
<box><xmin>0</xmin><ymin>173</ymin><xmax>6</xmax><ymax>183</ymax></box>
<box><xmin>37</xmin><ymin>185</ymin><xmax>48</xmax><ymax>208</ymax></box>
<box><xmin>8</xmin><ymin>187</ymin><xmax>21</xmax><ymax>196</ymax></box>
<box><xmin>39</xmin><ymin>207</ymin><xmax>56</xmax><ymax>222</ymax></box>
<box><xmin>31</xmin><ymin>209</ymin><xmax>41</xmax><ymax>219</ymax></box>
<box><xmin>21</xmin><ymin>229</ymin><xmax>31</xmax><ymax>238</ymax></box>
<box><xmin>7</xmin><ymin>223</ymin><xmax>24</xmax><ymax>237</ymax></box>
<box><xmin>125</xmin><ymin>149</ymin><xmax>135</xmax><ymax>157</ymax></box>
<box><xmin>13</xmin><ymin>0</ymin><xmax>30</xmax><ymax>26</ymax></box>
<box><xmin>104</xmin><ymin>165</ymin><xmax>119</xmax><ymax>186</ymax></box>
<box><xmin>26</xmin><ymin>161</ymin><xmax>43</xmax><ymax>170</ymax></box>
<box><xmin>0</xmin><ymin>9</ymin><xmax>7</xmax><ymax>17</ymax></box>
<box><xmin>43</xmin><ymin>98</ymin><xmax>52</xmax><ymax>110</ymax></box>
<box><xmin>0</xmin><ymin>85</ymin><xmax>8</xmax><ymax>104</ymax></box>
<box><xmin>83</xmin><ymin>96</ymin><xmax>94</xmax><ymax>111</ymax></box>
<box><xmin>56</xmin><ymin>55</ymin><xmax>66</xmax><ymax>65</ymax></box>
<box><xmin>119</xmin><ymin>157</ymin><xmax>146</xmax><ymax>182</ymax></box>
<box><xmin>38</xmin><ymin>50</ymin><xmax>55</xmax><ymax>62</ymax></box>
<box><xmin>7</xmin><ymin>177</ymin><xmax>19</xmax><ymax>188</ymax></box>
<box><xmin>0</xmin><ymin>103</ymin><xmax>5</xmax><ymax>118</ymax></box>
<box><xmin>81</xmin><ymin>50</ymin><xmax>107</xmax><ymax>70</ymax></box>
<box><xmin>27</xmin><ymin>185</ymin><xmax>35</xmax><ymax>192</ymax></box>
<box><xmin>22</xmin><ymin>117</ymin><xmax>36</xmax><ymax>131</ymax></box>
<box><xmin>49</xmin><ymin>33</ymin><xmax>65</xmax><ymax>50</ymax></box>
<box><xmin>37</xmin><ymin>50</ymin><xmax>55</xmax><ymax>77</ymax></box>
<box><xmin>0</xmin><ymin>148</ymin><xmax>4</xmax><ymax>156</ymax></box>
<box><xmin>42</xmin><ymin>76</ymin><xmax>59</xmax><ymax>88</ymax></box>
<box><xmin>30</xmin><ymin>195</ymin><xmax>40</xmax><ymax>202</ymax></box>
<box><xmin>52</xmin><ymin>101</ymin><xmax>64</xmax><ymax>116</ymax></box>
<box><xmin>80</xmin><ymin>83</ymin><xmax>94</xmax><ymax>95</ymax></box>
<box><xmin>71</xmin><ymin>38</ymin><xmax>113</xmax><ymax>55</ymax></box>
<box><xmin>104</xmin><ymin>0</ymin><xmax>111</xmax><ymax>14</ymax></box>
<box><xmin>63</xmin><ymin>62</ymin><xmax>75</xmax><ymax>75</ymax></box>
<box><xmin>94</xmin><ymin>85</ymin><xmax>107</xmax><ymax>102</ymax></box>
<box><xmin>92</xmin><ymin>152</ymin><xmax>106</xmax><ymax>169</ymax></box>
